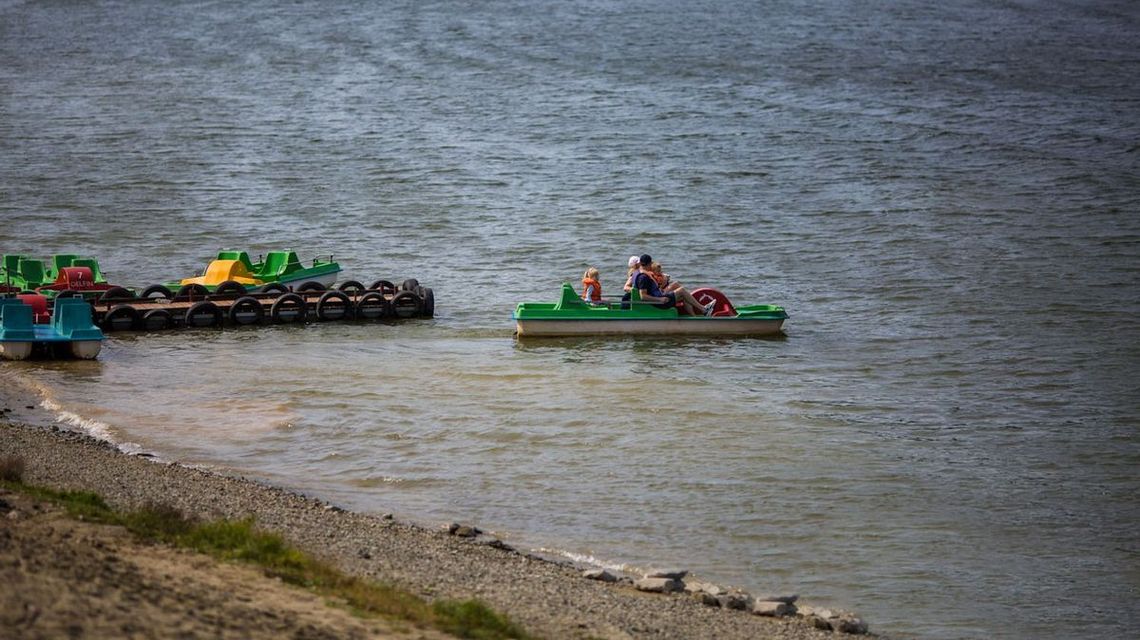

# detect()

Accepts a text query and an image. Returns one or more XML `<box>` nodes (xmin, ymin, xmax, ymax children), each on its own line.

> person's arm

<box><xmin>584</xmin><ymin>284</ymin><xmax>597</xmax><ymax>300</ymax></box>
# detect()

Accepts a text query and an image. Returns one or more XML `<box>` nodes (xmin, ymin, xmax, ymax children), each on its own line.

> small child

<box><xmin>581</xmin><ymin>267</ymin><xmax>603</xmax><ymax>303</ymax></box>
<box><xmin>651</xmin><ymin>262</ymin><xmax>681</xmax><ymax>292</ymax></box>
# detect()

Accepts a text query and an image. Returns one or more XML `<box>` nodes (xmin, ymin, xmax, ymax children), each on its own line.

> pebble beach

<box><xmin>1</xmin><ymin>381</ymin><xmax>872</xmax><ymax>640</ymax></box>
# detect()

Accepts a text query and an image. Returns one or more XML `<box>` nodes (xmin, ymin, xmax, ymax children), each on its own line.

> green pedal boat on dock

<box><xmin>513</xmin><ymin>283</ymin><xmax>788</xmax><ymax>337</ymax></box>
<box><xmin>164</xmin><ymin>249</ymin><xmax>342</xmax><ymax>293</ymax></box>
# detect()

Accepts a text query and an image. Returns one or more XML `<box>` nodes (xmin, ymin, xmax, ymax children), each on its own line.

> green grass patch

<box><xmin>2</xmin><ymin>479</ymin><xmax>532</xmax><ymax>639</ymax></box>
<box><xmin>433</xmin><ymin>600</ymin><xmax>531</xmax><ymax>640</ymax></box>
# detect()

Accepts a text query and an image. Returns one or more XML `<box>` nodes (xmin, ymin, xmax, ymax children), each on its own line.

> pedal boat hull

<box><xmin>513</xmin><ymin>284</ymin><xmax>787</xmax><ymax>338</ymax></box>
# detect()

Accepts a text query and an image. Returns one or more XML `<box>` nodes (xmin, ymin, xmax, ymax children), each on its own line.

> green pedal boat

<box><xmin>513</xmin><ymin>284</ymin><xmax>788</xmax><ymax>337</ymax></box>
<box><xmin>164</xmin><ymin>249</ymin><xmax>342</xmax><ymax>292</ymax></box>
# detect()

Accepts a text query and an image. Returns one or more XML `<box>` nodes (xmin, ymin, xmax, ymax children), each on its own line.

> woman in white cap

<box><xmin>622</xmin><ymin>255</ymin><xmax>641</xmax><ymax>293</ymax></box>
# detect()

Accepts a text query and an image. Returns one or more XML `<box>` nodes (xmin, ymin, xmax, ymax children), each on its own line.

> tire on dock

<box><xmin>141</xmin><ymin>309</ymin><xmax>173</xmax><ymax>331</ymax></box>
<box><xmin>420</xmin><ymin>287</ymin><xmax>435</xmax><ymax>318</ymax></box>
<box><xmin>354</xmin><ymin>291</ymin><xmax>389</xmax><ymax>320</ymax></box>
<box><xmin>141</xmin><ymin>284</ymin><xmax>173</xmax><ymax>300</ymax></box>
<box><xmin>214</xmin><ymin>280</ymin><xmax>247</xmax><ymax>297</ymax></box>
<box><xmin>316</xmin><ymin>290</ymin><xmax>351</xmax><ymax>321</ymax></box>
<box><xmin>174</xmin><ymin>283</ymin><xmax>209</xmax><ymax>301</ymax></box>
<box><xmin>400</xmin><ymin>278</ymin><xmax>419</xmax><ymax>292</ymax></box>
<box><xmin>228</xmin><ymin>296</ymin><xmax>264</xmax><ymax>326</ymax></box>
<box><xmin>368</xmin><ymin>279</ymin><xmax>397</xmax><ymax>297</ymax></box>
<box><xmin>260</xmin><ymin>283</ymin><xmax>289</xmax><ymax>295</ymax></box>
<box><xmin>98</xmin><ymin>287</ymin><xmax>134</xmax><ymax>303</ymax></box>
<box><xmin>184</xmin><ymin>301</ymin><xmax>223</xmax><ymax>328</ymax></box>
<box><xmin>390</xmin><ymin>290</ymin><xmax>423</xmax><ymax>319</ymax></box>
<box><xmin>337</xmin><ymin>280</ymin><xmax>366</xmax><ymax>293</ymax></box>
<box><xmin>297</xmin><ymin>281</ymin><xmax>326</xmax><ymax>292</ymax></box>
<box><xmin>102</xmin><ymin>304</ymin><xmax>139</xmax><ymax>331</ymax></box>
<box><xmin>270</xmin><ymin>293</ymin><xmax>306</xmax><ymax>324</ymax></box>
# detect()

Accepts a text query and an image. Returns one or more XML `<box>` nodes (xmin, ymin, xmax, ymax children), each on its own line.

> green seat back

<box><xmin>2</xmin><ymin>254</ymin><xmax>25</xmax><ymax>273</ymax></box>
<box><xmin>217</xmin><ymin>250</ymin><xmax>255</xmax><ymax>273</ymax></box>
<box><xmin>52</xmin><ymin>254</ymin><xmax>79</xmax><ymax>273</ymax></box>
<box><xmin>259</xmin><ymin>251</ymin><xmax>291</xmax><ymax>277</ymax></box>
<box><xmin>71</xmin><ymin>258</ymin><xmax>104</xmax><ymax>282</ymax></box>
<box><xmin>19</xmin><ymin>259</ymin><xmax>46</xmax><ymax>285</ymax></box>
<box><xmin>554</xmin><ymin>283</ymin><xmax>587</xmax><ymax>310</ymax></box>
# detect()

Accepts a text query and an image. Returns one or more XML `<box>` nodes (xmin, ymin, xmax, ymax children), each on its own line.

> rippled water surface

<box><xmin>3</xmin><ymin>1</ymin><xmax>1139</xmax><ymax>637</ymax></box>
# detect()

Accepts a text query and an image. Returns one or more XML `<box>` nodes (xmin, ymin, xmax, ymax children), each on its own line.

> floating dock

<box><xmin>87</xmin><ymin>280</ymin><xmax>435</xmax><ymax>331</ymax></box>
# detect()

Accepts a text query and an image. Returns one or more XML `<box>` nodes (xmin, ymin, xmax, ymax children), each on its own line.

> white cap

<box><xmin>628</xmin><ymin>255</ymin><xmax>640</xmax><ymax>268</ymax></box>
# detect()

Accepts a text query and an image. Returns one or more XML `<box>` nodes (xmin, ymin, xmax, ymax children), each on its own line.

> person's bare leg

<box><xmin>673</xmin><ymin>288</ymin><xmax>700</xmax><ymax>315</ymax></box>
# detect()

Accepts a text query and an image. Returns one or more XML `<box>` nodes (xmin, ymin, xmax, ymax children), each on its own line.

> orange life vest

<box><xmin>581</xmin><ymin>277</ymin><xmax>602</xmax><ymax>301</ymax></box>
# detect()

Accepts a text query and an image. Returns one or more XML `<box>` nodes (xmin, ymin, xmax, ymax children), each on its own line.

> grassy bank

<box><xmin>0</xmin><ymin>454</ymin><xmax>529</xmax><ymax>640</ymax></box>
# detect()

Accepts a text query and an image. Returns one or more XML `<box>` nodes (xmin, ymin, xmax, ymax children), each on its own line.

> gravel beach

<box><xmin>1</xmin><ymin>384</ymin><xmax>867</xmax><ymax>640</ymax></box>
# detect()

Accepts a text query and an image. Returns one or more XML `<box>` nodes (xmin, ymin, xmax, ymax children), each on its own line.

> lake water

<box><xmin>2</xmin><ymin>1</ymin><xmax>1138</xmax><ymax>637</ymax></box>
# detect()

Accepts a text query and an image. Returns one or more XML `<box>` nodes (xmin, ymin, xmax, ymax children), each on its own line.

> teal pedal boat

<box><xmin>0</xmin><ymin>296</ymin><xmax>104</xmax><ymax>360</ymax></box>
<box><xmin>513</xmin><ymin>284</ymin><xmax>788</xmax><ymax>337</ymax></box>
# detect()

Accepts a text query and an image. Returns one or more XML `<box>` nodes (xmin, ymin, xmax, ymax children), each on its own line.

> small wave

<box><xmin>534</xmin><ymin>547</ymin><xmax>636</xmax><ymax>574</ymax></box>
<box><xmin>40</xmin><ymin>397</ymin><xmax>118</xmax><ymax>443</ymax></box>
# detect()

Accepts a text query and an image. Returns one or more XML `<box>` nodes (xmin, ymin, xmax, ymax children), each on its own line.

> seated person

<box><xmin>581</xmin><ymin>267</ymin><xmax>604</xmax><ymax>303</ymax></box>
<box><xmin>650</xmin><ymin>261</ymin><xmax>682</xmax><ymax>293</ymax></box>
<box><xmin>622</xmin><ymin>255</ymin><xmax>640</xmax><ymax>293</ymax></box>
<box><xmin>633</xmin><ymin>254</ymin><xmax>714</xmax><ymax>316</ymax></box>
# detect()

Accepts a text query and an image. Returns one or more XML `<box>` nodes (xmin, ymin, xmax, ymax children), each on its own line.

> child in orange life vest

<box><xmin>650</xmin><ymin>262</ymin><xmax>682</xmax><ymax>293</ymax></box>
<box><xmin>581</xmin><ymin>267</ymin><xmax>603</xmax><ymax>303</ymax></box>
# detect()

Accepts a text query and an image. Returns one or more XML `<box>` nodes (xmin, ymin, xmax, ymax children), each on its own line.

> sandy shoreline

<box><xmin>1</xmin><ymin>381</ymin><xmax>867</xmax><ymax>639</ymax></box>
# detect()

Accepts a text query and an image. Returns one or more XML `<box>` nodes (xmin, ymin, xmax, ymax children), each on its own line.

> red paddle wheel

<box><xmin>690</xmin><ymin>287</ymin><xmax>738</xmax><ymax>317</ymax></box>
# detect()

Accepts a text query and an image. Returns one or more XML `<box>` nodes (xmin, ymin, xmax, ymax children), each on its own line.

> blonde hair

<box><xmin>583</xmin><ymin>267</ymin><xmax>599</xmax><ymax>280</ymax></box>
<box><xmin>651</xmin><ymin>262</ymin><xmax>663</xmax><ymax>274</ymax></box>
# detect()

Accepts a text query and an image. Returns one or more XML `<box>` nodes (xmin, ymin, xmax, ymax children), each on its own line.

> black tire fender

<box><xmin>354</xmin><ymin>291</ymin><xmax>389</xmax><ymax>320</ymax></box>
<box><xmin>141</xmin><ymin>284</ymin><xmax>173</xmax><ymax>300</ymax></box>
<box><xmin>296</xmin><ymin>281</ymin><xmax>326</xmax><ymax>292</ymax></box>
<box><xmin>421</xmin><ymin>287</ymin><xmax>435</xmax><ymax>318</ymax></box>
<box><xmin>227</xmin><ymin>296</ymin><xmax>264</xmax><ymax>325</ymax></box>
<box><xmin>400</xmin><ymin>278</ymin><xmax>420</xmax><ymax>292</ymax></box>
<box><xmin>174</xmin><ymin>283</ymin><xmax>209</xmax><ymax>301</ymax></box>
<box><xmin>316</xmin><ymin>290</ymin><xmax>351</xmax><ymax>321</ymax></box>
<box><xmin>98</xmin><ymin>286</ymin><xmax>134</xmax><ymax>303</ymax></box>
<box><xmin>337</xmin><ymin>280</ymin><xmax>366</xmax><ymax>293</ymax></box>
<box><xmin>368</xmin><ymin>279</ymin><xmax>396</xmax><ymax>297</ymax></box>
<box><xmin>214</xmin><ymin>280</ymin><xmax>247</xmax><ymax>297</ymax></box>
<box><xmin>184</xmin><ymin>301</ymin><xmax>223</xmax><ymax>328</ymax></box>
<box><xmin>259</xmin><ymin>282</ymin><xmax>289</xmax><ymax>295</ymax></box>
<box><xmin>102</xmin><ymin>304</ymin><xmax>139</xmax><ymax>331</ymax></box>
<box><xmin>270</xmin><ymin>293</ymin><xmax>306</xmax><ymax>323</ymax></box>
<box><xmin>141</xmin><ymin>309</ymin><xmax>172</xmax><ymax>331</ymax></box>
<box><xmin>390</xmin><ymin>290</ymin><xmax>423</xmax><ymax>319</ymax></box>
